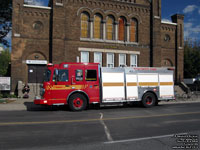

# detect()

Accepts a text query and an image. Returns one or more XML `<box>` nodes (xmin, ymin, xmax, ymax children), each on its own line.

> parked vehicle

<box><xmin>34</xmin><ymin>62</ymin><xmax>175</xmax><ymax>111</ymax></box>
<box><xmin>194</xmin><ymin>74</ymin><xmax>200</xmax><ymax>84</ymax></box>
<box><xmin>183</xmin><ymin>75</ymin><xmax>200</xmax><ymax>85</ymax></box>
<box><xmin>183</xmin><ymin>78</ymin><xmax>196</xmax><ymax>84</ymax></box>
<box><xmin>184</xmin><ymin>74</ymin><xmax>200</xmax><ymax>91</ymax></box>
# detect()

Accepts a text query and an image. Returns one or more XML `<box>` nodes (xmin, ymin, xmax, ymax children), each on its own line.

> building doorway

<box><xmin>28</xmin><ymin>65</ymin><xmax>46</xmax><ymax>83</ymax></box>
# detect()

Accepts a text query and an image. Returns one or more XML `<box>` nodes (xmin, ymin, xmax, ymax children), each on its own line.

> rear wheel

<box><xmin>142</xmin><ymin>92</ymin><xmax>156</xmax><ymax>108</ymax></box>
<box><xmin>68</xmin><ymin>93</ymin><xmax>87</xmax><ymax>111</ymax></box>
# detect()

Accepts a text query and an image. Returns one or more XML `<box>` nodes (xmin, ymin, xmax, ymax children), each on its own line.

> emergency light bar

<box><xmin>47</xmin><ymin>63</ymin><xmax>53</xmax><ymax>67</ymax></box>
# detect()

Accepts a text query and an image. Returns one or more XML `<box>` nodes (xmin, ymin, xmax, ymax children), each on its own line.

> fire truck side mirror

<box><xmin>55</xmin><ymin>69</ymin><xmax>59</xmax><ymax>84</ymax></box>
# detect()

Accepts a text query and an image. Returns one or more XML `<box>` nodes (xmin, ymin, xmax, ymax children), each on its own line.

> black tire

<box><xmin>142</xmin><ymin>92</ymin><xmax>156</xmax><ymax>108</ymax></box>
<box><xmin>155</xmin><ymin>100</ymin><xmax>160</xmax><ymax>106</ymax></box>
<box><xmin>68</xmin><ymin>93</ymin><xmax>87</xmax><ymax>111</ymax></box>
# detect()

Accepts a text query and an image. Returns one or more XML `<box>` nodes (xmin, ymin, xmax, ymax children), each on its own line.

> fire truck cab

<box><xmin>34</xmin><ymin>62</ymin><xmax>175</xmax><ymax>111</ymax></box>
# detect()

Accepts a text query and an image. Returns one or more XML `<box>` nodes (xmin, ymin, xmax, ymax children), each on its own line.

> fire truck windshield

<box><xmin>43</xmin><ymin>69</ymin><xmax>51</xmax><ymax>82</ymax></box>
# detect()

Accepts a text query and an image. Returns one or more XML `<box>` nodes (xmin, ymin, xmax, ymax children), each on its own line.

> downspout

<box><xmin>175</xmin><ymin>25</ymin><xmax>178</xmax><ymax>83</ymax></box>
<box><xmin>49</xmin><ymin>0</ymin><xmax>53</xmax><ymax>63</ymax></box>
<box><xmin>150</xmin><ymin>0</ymin><xmax>153</xmax><ymax>67</ymax></box>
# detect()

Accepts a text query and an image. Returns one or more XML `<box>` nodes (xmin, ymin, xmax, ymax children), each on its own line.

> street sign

<box><xmin>0</xmin><ymin>77</ymin><xmax>11</xmax><ymax>91</ymax></box>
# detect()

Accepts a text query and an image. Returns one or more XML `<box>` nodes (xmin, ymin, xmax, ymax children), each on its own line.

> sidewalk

<box><xmin>0</xmin><ymin>98</ymin><xmax>42</xmax><ymax>111</ymax></box>
<box><xmin>0</xmin><ymin>97</ymin><xmax>200</xmax><ymax>111</ymax></box>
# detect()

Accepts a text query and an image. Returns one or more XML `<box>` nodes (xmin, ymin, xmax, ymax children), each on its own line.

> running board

<box><xmin>100</xmin><ymin>103</ymin><xmax>124</xmax><ymax>107</ymax></box>
<box><xmin>102</xmin><ymin>99</ymin><xmax>140</xmax><ymax>103</ymax></box>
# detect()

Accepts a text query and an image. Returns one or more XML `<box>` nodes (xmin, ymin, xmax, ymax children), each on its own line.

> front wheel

<box><xmin>68</xmin><ymin>93</ymin><xmax>87</xmax><ymax>111</ymax></box>
<box><xmin>142</xmin><ymin>92</ymin><xmax>156</xmax><ymax>108</ymax></box>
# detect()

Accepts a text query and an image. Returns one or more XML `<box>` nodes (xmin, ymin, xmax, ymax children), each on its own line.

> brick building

<box><xmin>11</xmin><ymin>0</ymin><xmax>184</xmax><ymax>92</ymax></box>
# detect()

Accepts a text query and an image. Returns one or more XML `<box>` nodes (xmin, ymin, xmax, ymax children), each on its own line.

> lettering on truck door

<box><xmin>69</xmin><ymin>65</ymin><xmax>85</xmax><ymax>92</ymax></box>
<box><xmin>50</xmin><ymin>68</ymin><xmax>71</xmax><ymax>104</ymax></box>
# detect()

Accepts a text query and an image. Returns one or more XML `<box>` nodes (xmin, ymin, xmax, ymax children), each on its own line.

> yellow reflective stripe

<box><xmin>47</xmin><ymin>85</ymin><xmax>85</xmax><ymax>90</ymax></box>
<box><xmin>127</xmin><ymin>82</ymin><xmax>137</xmax><ymax>86</ymax></box>
<box><xmin>104</xmin><ymin>82</ymin><xmax>173</xmax><ymax>87</ymax></box>
<box><xmin>46</xmin><ymin>82</ymin><xmax>173</xmax><ymax>90</ymax></box>
<box><xmin>139</xmin><ymin>82</ymin><xmax>159</xmax><ymax>86</ymax></box>
<box><xmin>103</xmin><ymin>83</ymin><xmax>124</xmax><ymax>86</ymax></box>
<box><xmin>160</xmin><ymin>82</ymin><xmax>173</xmax><ymax>86</ymax></box>
<box><xmin>86</xmin><ymin>78</ymin><xmax>97</xmax><ymax>81</ymax></box>
<box><xmin>51</xmin><ymin>85</ymin><xmax>71</xmax><ymax>90</ymax></box>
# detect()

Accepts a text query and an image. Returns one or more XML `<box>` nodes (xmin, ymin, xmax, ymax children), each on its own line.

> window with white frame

<box><xmin>107</xmin><ymin>53</ymin><xmax>114</xmax><ymax>68</ymax></box>
<box><xmin>81</xmin><ymin>51</ymin><xmax>89</xmax><ymax>63</ymax></box>
<box><xmin>94</xmin><ymin>52</ymin><xmax>102</xmax><ymax>66</ymax></box>
<box><xmin>130</xmin><ymin>54</ymin><xmax>137</xmax><ymax>67</ymax></box>
<box><xmin>119</xmin><ymin>54</ymin><xmax>126</xmax><ymax>67</ymax></box>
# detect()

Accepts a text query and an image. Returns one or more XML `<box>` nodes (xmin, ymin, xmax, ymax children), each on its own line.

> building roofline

<box><xmin>23</xmin><ymin>4</ymin><xmax>51</xmax><ymax>10</ymax></box>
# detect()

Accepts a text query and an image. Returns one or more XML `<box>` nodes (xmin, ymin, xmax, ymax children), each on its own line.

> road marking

<box><xmin>0</xmin><ymin>111</ymin><xmax>200</xmax><ymax>126</ymax></box>
<box><xmin>164</xmin><ymin>119</ymin><xmax>200</xmax><ymax>124</ymax></box>
<box><xmin>104</xmin><ymin>133</ymin><xmax>188</xmax><ymax>144</ymax></box>
<box><xmin>100</xmin><ymin>113</ymin><xmax>113</xmax><ymax>142</ymax></box>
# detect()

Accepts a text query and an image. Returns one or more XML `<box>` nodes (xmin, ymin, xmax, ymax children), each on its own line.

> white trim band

<box><xmin>161</xmin><ymin>21</ymin><xmax>177</xmax><ymax>26</ymax></box>
<box><xmin>78</xmin><ymin>47</ymin><xmax>140</xmax><ymax>55</ymax></box>
<box><xmin>23</xmin><ymin>4</ymin><xmax>51</xmax><ymax>10</ymax></box>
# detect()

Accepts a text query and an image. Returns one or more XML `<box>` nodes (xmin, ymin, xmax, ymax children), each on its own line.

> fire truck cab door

<box><xmin>84</xmin><ymin>65</ymin><xmax>100</xmax><ymax>103</ymax></box>
<box><xmin>50</xmin><ymin>69</ymin><xmax>71</xmax><ymax>103</ymax></box>
<box><xmin>69</xmin><ymin>65</ymin><xmax>85</xmax><ymax>89</ymax></box>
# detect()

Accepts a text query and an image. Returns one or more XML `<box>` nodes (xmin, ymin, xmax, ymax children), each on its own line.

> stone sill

<box><xmin>80</xmin><ymin>38</ymin><xmax>139</xmax><ymax>46</ymax></box>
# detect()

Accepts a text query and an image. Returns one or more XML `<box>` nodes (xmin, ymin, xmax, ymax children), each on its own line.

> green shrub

<box><xmin>0</xmin><ymin>93</ymin><xmax>3</xmax><ymax>99</ymax></box>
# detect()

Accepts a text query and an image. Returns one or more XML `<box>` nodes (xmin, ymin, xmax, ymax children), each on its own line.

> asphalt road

<box><xmin>0</xmin><ymin>103</ymin><xmax>200</xmax><ymax>150</ymax></box>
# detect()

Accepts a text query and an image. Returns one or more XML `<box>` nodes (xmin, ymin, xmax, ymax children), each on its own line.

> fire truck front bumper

<box><xmin>34</xmin><ymin>98</ymin><xmax>48</xmax><ymax>105</ymax></box>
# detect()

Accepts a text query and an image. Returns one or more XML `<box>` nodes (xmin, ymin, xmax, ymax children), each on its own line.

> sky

<box><xmin>162</xmin><ymin>0</ymin><xmax>200</xmax><ymax>41</ymax></box>
<box><xmin>3</xmin><ymin>0</ymin><xmax>200</xmax><ymax>49</ymax></box>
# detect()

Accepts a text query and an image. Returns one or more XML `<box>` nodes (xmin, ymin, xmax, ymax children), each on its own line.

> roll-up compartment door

<box><xmin>126</xmin><ymin>74</ymin><xmax>138</xmax><ymax>100</ymax></box>
<box><xmin>138</xmin><ymin>74</ymin><xmax>159</xmax><ymax>87</ymax></box>
<box><xmin>159</xmin><ymin>74</ymin><xmax>174</xmax><ymax>98</ymax></box>
<box><xmin>102</xmin><ymin>72</ymin><xmax>125</xmax><ymax>102</ymax></box>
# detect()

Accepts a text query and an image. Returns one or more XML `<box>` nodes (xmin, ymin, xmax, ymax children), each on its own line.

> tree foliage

<box><xmin>184</xmin><ymin>40</ymin><xmax>200</xmax><ymax>78</ymax></box>
<box><xmin>0</xmin><ymin>0</ymin><xmax>12</xmax><ymax>47</ymax></box>
<box><xmin>0</xmin><ymin>49</ymin><xmax>11</xmax><ymax>76</ymax></box>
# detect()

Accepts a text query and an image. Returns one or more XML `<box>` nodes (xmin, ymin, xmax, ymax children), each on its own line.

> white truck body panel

<box><xmin>102</xmin><ymin>72</ymin><xmax>125</xmax><ymax>101</ymax></box>
<box><xmin>159</xmin><ymin>74</ymin><xmax>174</xmax><ymax>98</ymax></box>
<box><xmin>137</xmin><ymin>73</ymin><xmax>159</xmax><ymax>87</ymax></box>
<box><xmin>126</xmin><ymin>74</ymin><xmax>138</xmax><ymax>100</ymax></box>
<box><xmin>101</xmin><ymin>67</ymin><xmax>175</xmax><ymax>103</ymax></box>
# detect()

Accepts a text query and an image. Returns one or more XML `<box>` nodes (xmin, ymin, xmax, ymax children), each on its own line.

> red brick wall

<box><xmin>11</xmin><ymin>0</ymin><xmax>184</xmax><ymax>92</ymax></box>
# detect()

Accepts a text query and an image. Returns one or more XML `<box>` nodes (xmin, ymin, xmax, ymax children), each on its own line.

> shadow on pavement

<box><xmin>23</xmin><ymin>101</ymin><xmax>164</xmax><ymax>112</ymax></box>
<box><xmin>24</xmin><ymin>102</ymin><xmax>69</xmax><ymax>111</ymax></box>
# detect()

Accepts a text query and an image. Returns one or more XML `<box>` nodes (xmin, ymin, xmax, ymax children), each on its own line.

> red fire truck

<box><xmin>34</xmin><ymin>62</ymin><xmax>175</xmax><ymax>111</ymax></box>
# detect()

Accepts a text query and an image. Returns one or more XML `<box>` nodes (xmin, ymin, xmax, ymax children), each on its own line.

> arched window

<box><xmin>130</xmin><ymin>18</ymin><xmax>138</xmax><ymax>42</ymax></box>
<box><xmin>118</xmin><ymin>17</ymin><xmax>127</xmax><ymax>41</ymax></box>
<box><xmin>162</xmin><ymin>59</ymin><xmax>173</xmax><ymax>67</ymax></box>
<box><xmin>106</xmin><ymin>15</ymin><xmax>115</xmax><ymax>40</ymax></box>
<box><xmin>93</xmin><ymin>14</ymin><xmax>103</xmax><ymax>39</ymax></box>
<box><xmin>81</xmin><ymin>12</ymin><xmax>90</xmax><ymax>38</ymax></box>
